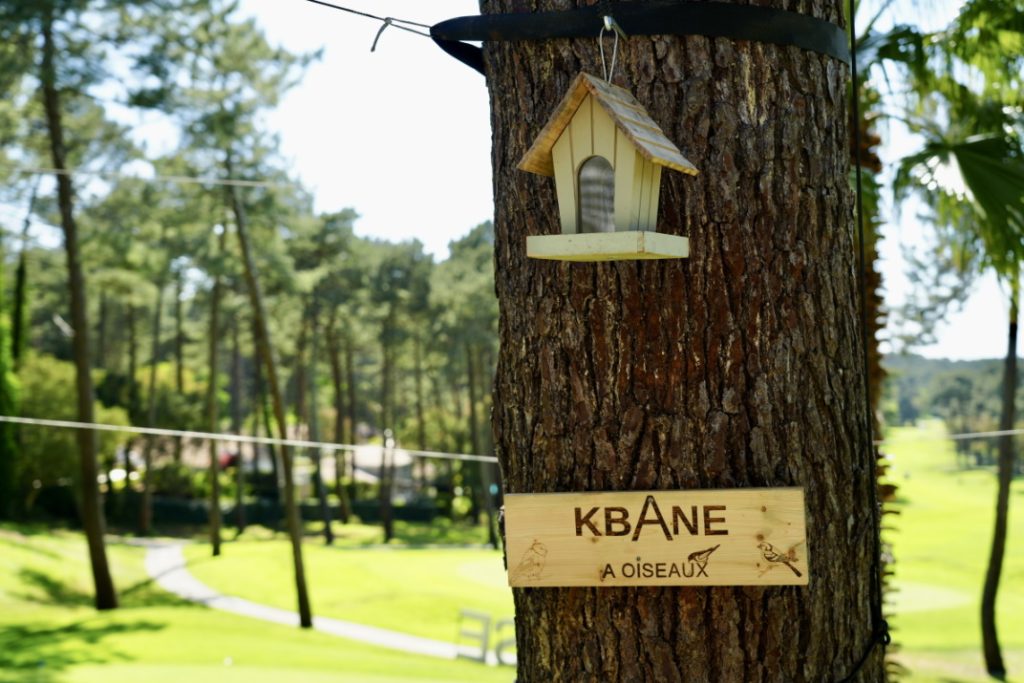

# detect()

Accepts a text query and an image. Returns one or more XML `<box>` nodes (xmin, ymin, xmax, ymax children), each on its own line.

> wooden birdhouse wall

<box><xmin>549</xmin><ymin>94</ymin><xmax>663</xmax><ymax>234</ymax></box>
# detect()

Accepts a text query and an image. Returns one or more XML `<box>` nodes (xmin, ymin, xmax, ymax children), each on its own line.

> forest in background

<box><xmin>885</xmin><ymin>353</ymin><xmax>1024</xmax><ymax>471</ymax></box>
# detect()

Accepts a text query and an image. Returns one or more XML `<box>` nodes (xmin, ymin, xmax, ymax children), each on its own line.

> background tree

<box><xmin>896</xmin><ymin>95</ymin><xmax>1024</xmax><ymax>683</ymax></box>
<box><xmin>0</xmin><ymin>234</ymin><xmax>19</xmax><ymax>519</ymax></box>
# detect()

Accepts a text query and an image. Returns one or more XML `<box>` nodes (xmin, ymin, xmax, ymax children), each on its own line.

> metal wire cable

<box><xmin>301</xmin><ymin>0</ymin><xmax>432</xmax><ymax>37</ymax></box>
<box><xmin>0</xmin><ymin>415</ymin><xmax>498</xmax><ymax>464</ymax></box>
<box><xmin>8</xmin><ymin>165</ymin><xmax>293</xmax><ymax>190</ymax></box>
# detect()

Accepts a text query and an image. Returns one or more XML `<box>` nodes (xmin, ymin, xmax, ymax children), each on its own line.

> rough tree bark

<box><xmin>981</xmin><ymin>276</ymin><xmax>1018</xmax><ymax>679</ymax></box>
<box><xmin>482</xmin><ymin>0</ymin><xmax>881</xmax><ymax>680</ymax></box>
<box><xmin>40</xmin><ymin>10</ymin><xmax>117</xmax><ymax>610</ymax></box>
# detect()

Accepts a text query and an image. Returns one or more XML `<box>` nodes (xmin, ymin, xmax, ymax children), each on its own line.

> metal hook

<box><xmin>598</xmin><ymin>16</ymin><xmax>625</xmax><ymax>82</ymax></box>
<box><xmin>371</xmin><ymin>17</ymin><xmax>393</xmax><ymax>52</ymax></box>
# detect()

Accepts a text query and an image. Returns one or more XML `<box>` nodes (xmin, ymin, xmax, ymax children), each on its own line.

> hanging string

<box><xmin>837</xmin><ymin>0</ymin><xmax>891</xmax><ymax>679</ymax></box>
<box><xmin>301</xmin><ymin>0</ymin><xmax>432</xmax><ymax>43</ymax></box>
<box><xmin>598</xmin><ymin>16</ymin><xmax>624</xmax><ymax>82</ymax></box>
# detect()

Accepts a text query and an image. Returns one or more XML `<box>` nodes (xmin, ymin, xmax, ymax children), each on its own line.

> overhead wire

<box><xmin>300</xmin><ymin>0</ymin><xmax>432</xmax><ymax>38</ymax></box>
<box><xmin>8</xmin><ymin>165</ymin><xmax>293</xmax><ymax>190</ymax></box>
<box><xmin>0</xmin><ymin>415</ymin><xmax>498</xmax><ymax>464</ymax></box>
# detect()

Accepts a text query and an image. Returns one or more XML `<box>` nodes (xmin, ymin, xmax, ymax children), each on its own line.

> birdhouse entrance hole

<box><xmin>578</xmin><ymin>156</ymin><xmax>615</xmax><ymax>234</ymax></box>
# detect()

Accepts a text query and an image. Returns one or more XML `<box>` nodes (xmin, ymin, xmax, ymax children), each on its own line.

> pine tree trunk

<box><xmin>483</xmin><ymin>0</ymin><xmax>881</xmax><ymax>679</ymax></box>
<box><xmin>228</xmin><ymin>167</ymin><xmax>313</xmax><ymax>628</ymax></box>
<box><xmin>345</xmin><ymin>334</ymin><xmax>358</xmax><ymax>504</ymax></box>
<box><xmin>253</xmin><ymin>326</ymin><xmax>280</xmax><ymax>505</ymax></box>
<box><xmin>11</xmin><ymin>180</ymin><xmax>37</xmax><ymax>370</ymax></box>
<box><xmin>205</xmin><ymin>229</ymin><xmax>226</xmax><ymax>557</ymax></box>
<box><xmin>467</xmin><ymin>343</ymin><xmax>498</xmax><ymax>546</ymax></box>
<box><xmin>327</xmin><ymin>318</ymin><xmax>351</xmax><ymax>523</ymax></box>
<box><xmin>378</xmin><ymin>315</ymin><xmax>395</xmax><ymax>542</ymax></box>
<box><xmin>174</xmin><ymin>268</ymin><xmax>185</xmax><ymax>463</ymax></box>
<box><xmin>95</xmin><ymin>292</ymin><xmax>107</xmax><ymax>369</ymax></box>
<box><xmin>140</xmin><ymin>257</ymin><xmax>167</xmax><ymax>537</ymax></box>
<box><xmin>413</xmin><ymin>334</ymin><xmax>427</xmax><ymax>486</ymax></box>
<box><xmin>127</xmin><ymin>304</ymin><xmax>138</xmax><ymax>413</ymax></box>
<box><xmin>231</xmin><ymin>318</ymin><xmax>247</xmax><ymax>534</ymax></box>
<box><xmin>229</xmin><ymin>167</ymin><xmax>311</xmax><ymax>626</ymax></box>
<box><xmin>40</xmin><ymin>11</ymin><xmax>117</xmax><ymax>610</ymax></box>
<box><xmin>308</xmin><ymin>313</ymin><xmax>334</xmax><ymax>545</ymax></box>
<box><xmin>981</xmin><ymin>276</ymin><xmax>1018</xmax><ymax>679</ymax></box>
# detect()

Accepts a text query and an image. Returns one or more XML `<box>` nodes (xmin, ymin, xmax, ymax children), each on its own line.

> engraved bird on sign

<box><xmin>757</xmin><ymin>542</ymin><xmax>802</xmax><ymax>577</ymax></box>
<box><xmin>687</xmin><ymin>544</ymin><xmax>720</xmax><ymax>573</ymax></box>
<box><xmin>511</xmin><ymin>539</ymin><xmax>548</xmax><ymax>581</ymax></box>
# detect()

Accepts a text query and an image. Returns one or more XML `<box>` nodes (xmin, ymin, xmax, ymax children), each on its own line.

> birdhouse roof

<box><xmin>518</xmin><ymin>72</ymin><xmax>699</xmax><ymax>178</ymax></box>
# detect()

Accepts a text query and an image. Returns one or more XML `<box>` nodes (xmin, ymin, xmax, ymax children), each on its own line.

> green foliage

<box><xmin>884</xmin><ymin>353</ymin><xmax>1024</xmax><ymax>465</ymax></box>
<box><xmin>15</xmin><ymin>354</ymin><xmax>129</xmax><ymax>511</ymax></box>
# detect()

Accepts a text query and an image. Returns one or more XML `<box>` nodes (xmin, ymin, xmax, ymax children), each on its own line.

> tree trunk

<box><xmin>95</xmin><ymin>292</ymin><xmax>107</xmax><ymax>370</ymax></box>
<box><xmin>231</xmin><ymin>318</ymin><xmax>247</xmax><ymax>534</ymax></box>
<box><xmin>413</xmin><ymin>334</ymin><xmax>428</xmax><ymax>487</ymax></box>
<box><xmin>378</xmin><ymin>315</ymin><xmax>395</xmax><ymax>542</ymax></box>
<box><xmin>40</xmin><ymin>11</ymin><xmax>117</xmax><ymax>610</ymax></box>
<box><xmin>139</xmin><ymin>257</ymin><xmax>167</xmax><ymax>537</ymax></box>
<box><xmin>127</xmin><ymin>304</ymin><xmax>138</xmax><ymax>414</ymax></box>
<box><xmin>253</xmin><ymin>327</ymin><xmax>280</xmax><ymax>504</ymax></box>
<box><xmin>227</xmin><ymin>168</ymin><xmax>313</xmax><ymax>628</ymax></box>
<box><xmin>293</xmin><ymin>311</ymin><xmax>310</xmax><ymax>440</ymax></box>
<box><xmin>327</xmin><ymin>317</ymin><xmax>351</xmax><ymax>523</ymax></box>
<box><xmin>466</xmin><ymin>342</ymin><xmax>497</xmax><ymax>545</ymax></box>
<box><xmin>174</xmin><ymin>268</ymin><xmax>185</xmax><ymax>463</ymax></box>
<box><xmin>11</xmin><ymin>179</ymin><xmax>38</xmax><ymax>370</ymax></box>
<box><xmin>204</xmin><ymin>229</ymin><xmax>226</xmax><ymax>557</ymax></box>
<box><xmin>981</xmin><ymin>275</ymin><xmax>1018</xmax><ymax>679</ymax></box>
<box><xmin>483</xmin><ymin>1</ymin><xmax>880</xmax><ymax>679</ymax></box>
<box><xmin>345</xmin><ymin>332</ymin><xmax>358</xmax><ymax>503</ymax></box>
<box><xmin>308</xmin><ymin>312</ymin><xmax>334</xmax><ymax>544</ymax></box>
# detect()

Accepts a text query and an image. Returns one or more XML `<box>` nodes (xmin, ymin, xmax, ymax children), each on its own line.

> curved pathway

<box><xmin>144</xmin><ymin>541</ymin><xmax>464</xmax><ymax>660</ymax></box>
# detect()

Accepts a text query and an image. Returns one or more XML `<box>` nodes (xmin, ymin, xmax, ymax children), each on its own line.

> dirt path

<box><xmin>144</xmin><ymin>541</ymin><xmax>465</xmax><ymax>660</ymax></box>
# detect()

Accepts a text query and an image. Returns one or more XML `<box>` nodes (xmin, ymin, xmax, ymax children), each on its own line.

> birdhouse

<box><xmin>519</xmin><ymin>72</ymin><xmax>698</xmax><ymax>261</ymax></box>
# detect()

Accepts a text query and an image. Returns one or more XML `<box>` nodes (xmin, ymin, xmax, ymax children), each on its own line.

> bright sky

<box><xmin>243</xmin><ymin>0</ymin><xmax>492</xmax><ymax>258</ymax></box>
<box><xmin>1</xmin><ymin>0</ymin><xmax>1009</xmax><ymax>361</ymax></box>
<box><xmin>243</xmin><ymin>0</ymin><xmax>1010</xmax><ymax>361</ymax></box>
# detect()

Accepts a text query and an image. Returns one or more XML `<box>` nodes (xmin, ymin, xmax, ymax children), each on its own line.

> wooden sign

<box><xmin>504</xmin><ymin>488</ymin><xmax>807</xmax><ymax>587</ymax></box>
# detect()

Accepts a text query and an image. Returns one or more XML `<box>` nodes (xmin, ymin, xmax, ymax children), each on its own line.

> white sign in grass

<box><xmin>504</xmin><ymin>488</ymin><xmax>808</xmax><ymax>587</ymax></box>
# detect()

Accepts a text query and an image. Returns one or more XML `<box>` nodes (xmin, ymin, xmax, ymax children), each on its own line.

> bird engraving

<box><xmin>758</xmin><ymin>542</ymin><xmax>802</xmax><ymax>577</ymax></box>
<box><xmin>687</xmin><ymin>544</ymin><xmax>720</xmax><ymax>574</ymax></box>
<box><xmin>511</xmin><ymin>539</ymin><xmax>548</xmax><ymax>581</ymax></box>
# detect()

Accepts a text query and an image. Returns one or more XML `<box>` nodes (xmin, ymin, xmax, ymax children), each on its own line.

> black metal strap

<box><xmin>430</xmin><ymin>0</ymin><xmax>850</xmax><ymax>75</ymax></box>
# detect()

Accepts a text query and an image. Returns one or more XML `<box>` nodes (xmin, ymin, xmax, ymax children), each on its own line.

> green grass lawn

<box><xmin>5</xmin><ymin>424</ymin><xmax>1022</xmax><ymax>682</ymax></box>
<box><xmin>883</xmin><ymin>420</ymin><xmax>1024</xmax><ymax>682</ymax></box>
<box><xmin>0</xmin><ymin>525</ymin><xmax>513</xmax><ymax>683</ymax></box>
<box><xmin>182</xmin><ymin>524</ymin><xmax>513</xmax><ymax>643</ymax></box>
